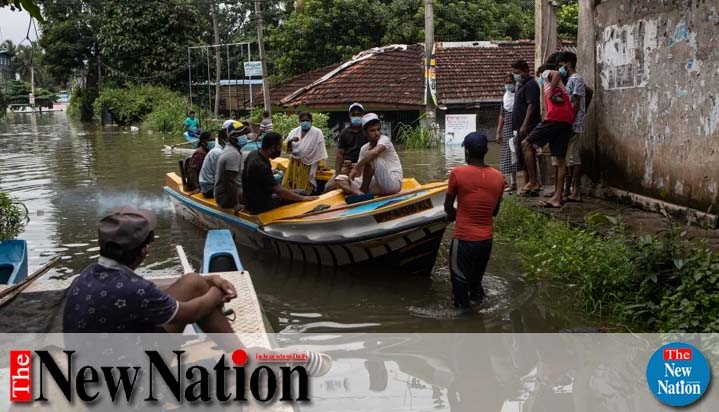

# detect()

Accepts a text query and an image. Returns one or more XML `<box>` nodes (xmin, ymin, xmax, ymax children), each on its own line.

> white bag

<box><xmin>509</xmin><ymin>131</ymin><xmax>518</xmax><ymax>164</ymax></box>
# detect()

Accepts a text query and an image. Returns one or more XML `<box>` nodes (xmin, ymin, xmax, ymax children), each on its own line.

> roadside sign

<box><xmin>29</xmin><ymin>93</ymin><xmax>35</xmax><ymax>105</ymax></box>
<box><xmin>244</xmin><ymin>61</ymin><xmax>262</xmax><ymax>77</ymax></box>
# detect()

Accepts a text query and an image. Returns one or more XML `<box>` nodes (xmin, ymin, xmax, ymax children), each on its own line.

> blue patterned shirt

<box><xmin>63</xmin><ymin>257</ymin><xmax>178</xmax><ymax>333</ymax></box>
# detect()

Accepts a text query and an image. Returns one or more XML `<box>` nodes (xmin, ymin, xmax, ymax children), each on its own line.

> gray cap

<box><xmin>98</xmin><ymin>206</ymin><xmax>157</xmax><ymax>251</ymax></box>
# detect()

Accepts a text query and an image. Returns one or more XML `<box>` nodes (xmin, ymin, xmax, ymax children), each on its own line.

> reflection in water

<box><xmin>0</xmin><ymin>114</ymin><xmax>597</xmax><ymax>333</ymax></box>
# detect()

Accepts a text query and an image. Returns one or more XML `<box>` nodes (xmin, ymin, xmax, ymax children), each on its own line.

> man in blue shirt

<box><xmin>63</xmin><ymin>207</ymin><xmax>238</xmax><ymax>337</ymax></box>
<box><xmin>184</xmin><ymin>111</ymin><xmax>201</xmax><ymax>138</ymax></box>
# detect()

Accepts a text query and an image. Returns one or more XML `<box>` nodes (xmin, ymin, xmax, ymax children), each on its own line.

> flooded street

<box><xmin>0</xmin><ymin>113</ymin><xmax>597</xmax><ymax>332</ymax></box>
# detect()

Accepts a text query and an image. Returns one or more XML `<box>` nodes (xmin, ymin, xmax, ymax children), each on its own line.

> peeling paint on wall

<box><xmin>706</xmin><ymin>96</ymin><xmax>719</xmax><ymax>137</ymax></box>
<box><xmin>597</xmin><ymin>19</ymin><xmax>657</xmax><ymax>90</ymax></box>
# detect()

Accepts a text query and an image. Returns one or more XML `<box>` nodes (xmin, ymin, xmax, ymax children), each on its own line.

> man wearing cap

<box><xmin>63</xmin><ymin>207</ymin><xmax>238</xmax><ymax>335</ymax></box>
<box><xmin>324</xmin><ymin>103</ymin><xmax>368</xmax><ymax>193</ymax></box>
<box><xmin>335</xmin><ymin>113</ymin><xmax>403</xmax><ymax>197</ymax></box>
<box><xmin>444</xmin><ymin>132</ymin><xmax>504</xmax><ymax>308</ymax></box>
<box><xmin>198</xmin><ymin>126</ymin><xmax>228</xmax><ymax>198</ymax></box>
<box><xmin>214</xmin><ymin>120</ymin><xmax>250</xmax><ymax>212</ymax></box>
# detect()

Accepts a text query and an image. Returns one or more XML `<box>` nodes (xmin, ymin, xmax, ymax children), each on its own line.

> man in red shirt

<box><xmin>444</xmin><ymin>132</ymin><xmax>505</xmax><ymax>308</ymax></box>
<box><xmin>519</xmin><ymin>64</ymin><xmax>575</xmax><ymax>208</ymax></box>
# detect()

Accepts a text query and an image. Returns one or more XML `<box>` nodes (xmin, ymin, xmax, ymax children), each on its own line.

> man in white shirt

<box><xmin>336</xmin><ymin>113</ymin><xmax>403</xmax><ymax>196</ymax></box>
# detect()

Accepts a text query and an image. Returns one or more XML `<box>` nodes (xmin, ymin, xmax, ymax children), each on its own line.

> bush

<box><xmin>0</xmin><ymin>193</ymin><xmax>29</xmax><ymax>240</ymax></box>
<box><xmin>396</xmin><ymin>122</ymin><xmax>441</xmax><ymax>149</ymax></box>
<box><xmin>68</xmin><ymin>86</ymin><xmax>99</xmax><ymax>121</ymax></box>
<box><xmin>93</xmin><ymin>85</ymin><xmax>187</xmax><ymax>128</ymax></box>
<box><xmin>494</xmin><ymin>197</ymin><xmax>719</xmax><ymax>332</ymax></box>
<box><xmin>144</xmin><ymin>93</ymin><xmax>189</xmax><ymax>135</ymax></box>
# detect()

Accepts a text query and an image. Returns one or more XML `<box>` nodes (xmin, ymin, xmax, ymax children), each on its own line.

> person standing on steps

<box><xmin>496</xmin><ymin>74</ymin><xmax>519</xmax><ymax>192</ymax></box>
<box><xmin>444</xmin><ymin>132</ymin><xmax>504</xmax><ymax>308</ymax></box>
<box><xmin>510</xmin><ymin>60</ymin><xmax>542</xmax><ymax>196</ymax></box>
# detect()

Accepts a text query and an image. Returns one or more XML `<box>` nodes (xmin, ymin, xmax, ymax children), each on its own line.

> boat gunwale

<box><xmin>165</xmin><ymin>172</ymin><xmax>447</xmax><ymax>226</ymax></box>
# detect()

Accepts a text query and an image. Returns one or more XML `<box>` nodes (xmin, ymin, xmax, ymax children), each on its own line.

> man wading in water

<box><xmin>444</xmin><ymin>133</ymin><xmax>504</xmax><ymax>308</ymax></box>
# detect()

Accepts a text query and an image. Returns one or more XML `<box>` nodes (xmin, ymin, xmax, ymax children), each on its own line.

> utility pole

<box><xmin>535</xmin><ymin>0</ymin><xmax>558</xmax><ymax>71</ymax></box>
<box><xmin>255</xmin><ymin>0</ymin><xmax>271</xmax><ymax>115</ymax></box>
<box><xmin>424</xmin><ymin>0</ymin><xmax>435</xmax><ymax>122</ymax></box>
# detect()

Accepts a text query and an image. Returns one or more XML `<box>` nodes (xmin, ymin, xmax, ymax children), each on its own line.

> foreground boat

<box><xmin>164</xmin><ymin>160</ymin><xmax>448</xmax><ymax>275</ymax></box>
<box><xmin>0</xmin><ymin>240</ymin><xmax>28</xmax><ymax>285</ymax></box>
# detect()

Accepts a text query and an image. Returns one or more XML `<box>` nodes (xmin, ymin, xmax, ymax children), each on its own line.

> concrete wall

<box><xmin>579</xmin><ymin>0</ymin><xmax>719</xmax><ymax>212</ymax></box>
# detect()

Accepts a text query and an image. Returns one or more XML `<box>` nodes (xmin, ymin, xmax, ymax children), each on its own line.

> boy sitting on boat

<box><xmin>335</xmin><ymin>113</ymin><xmax>404</xmax><ymax>197</ymax></box>
<box><xmin>63</xmin><ymin>207</ymin><xmax>240</xmax><ymax>340</ymax></box>
<box><xmin>242</xmin><ymin>132</ymin><xmax>319</xmax><ymax>214</ymax></box>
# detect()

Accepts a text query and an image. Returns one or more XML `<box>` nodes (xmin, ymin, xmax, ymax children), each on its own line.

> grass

<box><xmin>494</xmin><ymin>197</ymin><xmax>719</xmax><ymax>332</ymax></box>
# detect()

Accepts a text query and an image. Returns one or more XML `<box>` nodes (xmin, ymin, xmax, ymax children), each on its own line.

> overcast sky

<box><xmin>0</xmin><ymin>7</ymin><xmax>40</xmax><ymax>45</ymax></box>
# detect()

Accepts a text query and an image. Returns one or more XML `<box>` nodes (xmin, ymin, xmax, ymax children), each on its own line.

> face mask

<box><xmin>300</xmin><ymin>121</ymin><xmax>311</xmax><ymax>131</ymax></box>
<box><xmin>559</xmin><ymin>66</ymin><xmax>568</xmax><ymax>77</ymax></box>
<box><xmin>505</xmin><ymin>85</ymin><xmax>515</xmax><ymax>93</ymax></box>
<box><xmin>351</xmin><ymin>117</ymin><xmax>362</xmax><ymax>126</ymax></box>
<box><xmin>538</xmin><ymin>78</ymin><xmax>545</xmax><ymax>87</ymax></box>
<box><xmin>513</xmin><ymin>73</ymin><xmax>522</xmax><ymax>83</ymax></box>
<box><xmin>231</xmin><ymin>135</ymin><xmax>248</xmax><ymax>147</ymax></box>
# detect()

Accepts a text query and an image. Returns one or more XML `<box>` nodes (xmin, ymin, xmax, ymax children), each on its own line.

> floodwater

<box><xmin>0</xmin><ymin>113</ymin><xmax>599</xmax><ymax>332</ymax></box>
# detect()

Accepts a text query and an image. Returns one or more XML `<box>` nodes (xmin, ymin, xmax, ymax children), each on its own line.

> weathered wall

<box><xmin>579</xmin><ymin>0</ymin><xmax>719</xmax><ymax>211</ymax></box>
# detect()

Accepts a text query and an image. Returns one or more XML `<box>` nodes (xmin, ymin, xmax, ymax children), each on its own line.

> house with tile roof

<box><xmin>268</xmin><ymin>41</ymin><xmax>572</xmax><ymax>140</ymax></box>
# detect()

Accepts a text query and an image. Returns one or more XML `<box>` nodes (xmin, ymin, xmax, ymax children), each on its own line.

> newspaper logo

<box><xmin>646</xmin><ymin>342</ymin><xmax>710</xmax><ymax>407</ymax></box>
<box><xmin>9</xmin><ymin>350</ymin><xmax>33</xmax><ymax>402</ymax></box>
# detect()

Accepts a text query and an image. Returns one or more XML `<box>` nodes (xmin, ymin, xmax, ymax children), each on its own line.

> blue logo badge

<box><xmin>646</xmin><ymin>342</ymin><xmax>710</xmax><ymax>407</ymax></box>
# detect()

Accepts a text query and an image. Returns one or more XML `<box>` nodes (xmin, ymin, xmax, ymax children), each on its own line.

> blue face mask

<box><xmin>505</xmin><ymin>85</ymin><xmax>515</xmax><ymax>93</ymax></box>
<box><xmin>538</xmin><ymin>78</ymin><xmax>545</xmax><ymax>87</ymax></box>
<box><xmin>206</xmin><ymin>141</ymin><xmax>216</xmax><ymax>150</ymax></box>
<box><xmin>230</xmin><ymin>135</ymin><xmax>248</xmax><ymax>147</ymax></box>
<box><xmin>300</xmin><ymin>121</ymin><xmax>311</xmax><ymax>131</ymax></box>
<box><xmin>351</xmin><ymin>117</ymin><xmax>362</xmax><ymax>126</ymax></box>
<box><xmin>513</xmin><ymin>73</ymin><xmax>522</xmax><ymax>83</ymax></box>
<box><xmin>559</xmin><ymin>66</ymin><xmax>568</xmax><ymax>77</ymax></box>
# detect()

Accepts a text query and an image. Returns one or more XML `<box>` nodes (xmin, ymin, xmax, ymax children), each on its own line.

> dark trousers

<box><xmin>449</xmin><ymin>238</ymin><xmax>493</xmax><ymax>308</ymax></box>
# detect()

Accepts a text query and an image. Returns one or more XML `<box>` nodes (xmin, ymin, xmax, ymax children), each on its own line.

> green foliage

<box><xmin>495</xmin><ymin>197</ymin><xmax>719</xmax><ymax>332</ymax></box>
<box><xmin>0</xmin><ymin>192</ymin><xmax>29</xmax><ymax>240</ymax></box>
<box><xmin>67</xmin><ymin>86</ymin><xmax>98</xmax><ymax>121</ymax></box>
<box><xmin>4</xmin><ymin>80</ymin><xmax>57</xmax><ymax>106</ymax></box>
<box><xmin>557</xmin><ymin>0</ymin><xmax>579</xmax><ymax>41</ymax></box>
<box><xmin>395</xmin><ymin>122</ymin><xmax>441</xmax><ymax>149</ymax></box>
<box><xmin>144</xmin><ymin>93</ymin><xmax>189</xmax><ymax>135</ymax></box>
<box><xmin>96</xmin><ymin>2</ymin><xmax>203</xmax><ymax>87</ymax></box>
<box><xmin>269</xmin><ymin>0</ymin><xmax>388</xmax><ymax>80</ymax></box>
<box><xmin>271</xmin><ymin>0</ymin><xmax>536</xmax><ymax>79</ymax></box>
<box><xmin>1</xmin><ymin>0</ymin><xmax>43</xmax><ymax>22</ymax></box>
<box><xmin>93</xmin><ymin>85</ymin><xmax>186</xmax><ymax>126</ymax></box>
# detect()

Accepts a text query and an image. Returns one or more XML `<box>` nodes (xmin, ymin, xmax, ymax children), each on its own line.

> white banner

<box><xmin>444</xmin><ymin>114</ymin><xmax>476</xmax><ymax>145</ymax></box>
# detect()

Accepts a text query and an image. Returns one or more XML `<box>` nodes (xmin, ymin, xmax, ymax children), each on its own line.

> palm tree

<box><xmin>12</xmin><ymin>43</ymin><xmax>47</xmax><ymax>88</ymax></box>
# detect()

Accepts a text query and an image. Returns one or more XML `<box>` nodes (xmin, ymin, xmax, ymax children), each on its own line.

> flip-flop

<box><xmin>540</xmin><ymin>200</ymin><xmax>563</xmax><ymax>208</ymax></box>
<box><xmin>517</xmin><ymin>188</ymin><xmax>540</xmax><ymax>197</ymax></box>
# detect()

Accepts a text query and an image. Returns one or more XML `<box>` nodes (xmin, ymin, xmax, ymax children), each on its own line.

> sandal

<box><xmin>504</xmin><ymin>184</ymin><xmax>517</xmax><ymax>193</ymax></box>
<box><xmin>540</xmin><ymin>200</ymin><xmax>563</xmax><ymax>209</ymax></box>
<box><xmin>517</xmin><ymin>188</ymin><xmax>540</xmax><ymax>197</ymax></box>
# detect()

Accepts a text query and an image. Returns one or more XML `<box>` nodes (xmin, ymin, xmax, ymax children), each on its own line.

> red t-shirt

<box><xmin>448</xmin><ymin>165</ymin><xmax>505</xmax><ymax>241</ymax></box>
<box><xmin>543</xmin><ymin>83</ymin><xmax>574</xmax><ymax>124</ymax></box>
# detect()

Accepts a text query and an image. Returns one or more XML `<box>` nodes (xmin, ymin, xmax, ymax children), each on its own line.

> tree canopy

<box><xmin>269</xmin><ymin>0</ymin><xmax>538</xmax><ymax>79</ymax></box>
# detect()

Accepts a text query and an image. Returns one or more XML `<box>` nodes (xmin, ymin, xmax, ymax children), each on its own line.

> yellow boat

<box><xmin>164</xmin><ymin>158</ymin><xmax>448</xmax><ymax>276</ymax></box>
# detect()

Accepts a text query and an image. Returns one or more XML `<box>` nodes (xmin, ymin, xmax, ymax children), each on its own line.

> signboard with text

<box><xmin>244</xmin><ymin>61</ymin><xmax>262</xmax><ymax>77</ymax></box>
<box><xmin>444</xmin><ymin>114</ymin><xmax>476</xmax><ymax>145</ymax></box>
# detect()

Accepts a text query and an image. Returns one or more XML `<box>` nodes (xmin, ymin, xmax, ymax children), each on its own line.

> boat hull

<box><xmin>0</xmin><ymin>240</ymin><xmax>29</xmax><ymax>285</ymax></box>
<box><xmin>164</xmin><ymin>178</ymin><xmax>448</xmax><ymax>276</ymax></box>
